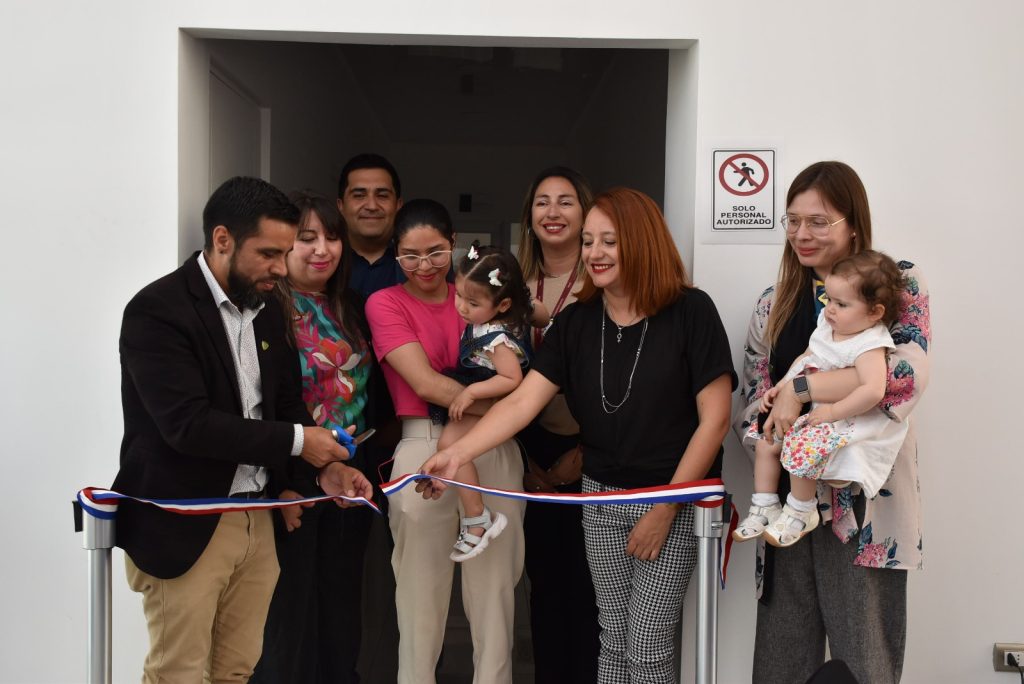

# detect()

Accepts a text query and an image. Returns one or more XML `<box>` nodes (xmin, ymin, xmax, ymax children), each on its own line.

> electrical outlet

<box><xmin>994</xmin><ymin>643</ymin><xmax>1024</xmax><ymax>672</ymax></box>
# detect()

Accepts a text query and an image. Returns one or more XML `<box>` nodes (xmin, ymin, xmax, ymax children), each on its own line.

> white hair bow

<box><xmin>488</xmin><ymin>268</ymin><xmax>502</xmax><ymax>287</ymax></box>
<box><xmin>467</xmin><ymin>245</ymin><xmax>480</xmax><ymax>260</ymax></box>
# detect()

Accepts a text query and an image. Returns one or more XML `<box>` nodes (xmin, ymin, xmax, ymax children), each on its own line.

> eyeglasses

<box><xmin>781</xmin><ymin>214</ymin><xmax>846</xmax><ymax>236</ymax></box>
<box><xmin>396</xmin><ymin>250</ymin><xmax>453</xmax><ymax>271</ymax></box>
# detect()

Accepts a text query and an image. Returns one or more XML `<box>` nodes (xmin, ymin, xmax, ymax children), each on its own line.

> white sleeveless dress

<box><xmin>779</xmin><ymin>312</ymin><xmax>909</xmax><ymax>498</ymax></box>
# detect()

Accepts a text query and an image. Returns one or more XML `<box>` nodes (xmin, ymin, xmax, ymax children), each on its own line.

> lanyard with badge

<box><xmin>533</xmin><ymin>264</ymin><xmax>579</xmax><ymax>351</ymax></box>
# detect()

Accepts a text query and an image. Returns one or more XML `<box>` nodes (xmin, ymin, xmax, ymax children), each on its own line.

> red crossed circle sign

<box><xmin>719</xmin><ymin>153</ymin><xmax>769</xmax><ymax>197</ymax></box>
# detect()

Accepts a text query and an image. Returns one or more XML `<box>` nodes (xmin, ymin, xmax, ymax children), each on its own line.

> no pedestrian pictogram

<box><xmin>718</xmin><ymin>153</ymin><xmax>770</xmax><ymax>197</ymax></box>
<box><xmin>712</xmin><ymin>149</ymin><xmax>776</xmax><ymax>232</ymax></box>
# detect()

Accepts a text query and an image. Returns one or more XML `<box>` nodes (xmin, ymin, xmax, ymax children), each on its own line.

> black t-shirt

<box><xmin>531</xmin><ymin>289</ymin><xmax>737</xmax><ymax>489</ymax></box>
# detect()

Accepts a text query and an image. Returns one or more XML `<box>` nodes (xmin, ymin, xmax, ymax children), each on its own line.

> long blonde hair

<box><xmin>516</xmin><ymin>166</ymin><xmax>594</xmax><ymax>282</ymax></box>
<box><xmin>766</xmin><ymin>161</ymin><xmax>873</xmax><ymax>346</ymax></box>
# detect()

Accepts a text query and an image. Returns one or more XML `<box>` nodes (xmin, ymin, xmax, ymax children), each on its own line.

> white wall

<box><xmin>690</xmin><ymin>5</ymin><xmax>1024</xmax><ymax>683</ymax></box>
<box><xmin>1</xmin><ymin>2</ymin><xmax>1022</xmax><ymax>682</ymax></box>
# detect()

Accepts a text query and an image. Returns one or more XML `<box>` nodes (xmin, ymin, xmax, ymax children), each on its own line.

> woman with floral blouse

<box><xmin>733</xmin><ymin>161</ymin><xmax>930</xmax><ymax>684</ymax></box>
<box><xmin>253</xmin><ymin>190</ymin><xmax>374</xmax><ymax>684</ymax></box>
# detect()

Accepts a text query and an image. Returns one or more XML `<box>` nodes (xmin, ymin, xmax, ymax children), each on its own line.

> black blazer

<box><xmin>112</xmin><ymin>253</ymin><xmax>314</xmax><ymax>579</ymax></box>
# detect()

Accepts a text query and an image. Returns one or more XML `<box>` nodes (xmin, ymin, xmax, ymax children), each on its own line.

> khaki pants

<box><xmin>126</xmin><ymin>510</ymin><xmax>279</xmax><ymax>684</ymax></box>
<box><xmin>390</xmin><ymin>419</ymin><xmax>525</xmax><ymax>684</ymax></box>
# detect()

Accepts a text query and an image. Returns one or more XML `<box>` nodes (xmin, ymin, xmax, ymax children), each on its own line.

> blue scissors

<box><xmin>330</xmin><ymin>427</ymin><xmax>375</xmax><ymax>459</ymax></box>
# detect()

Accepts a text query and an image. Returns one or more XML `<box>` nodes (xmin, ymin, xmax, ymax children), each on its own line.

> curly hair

<box><xmin>830</xmin><ymin>249</ymin><xmax>907</xmax><ymax>327</ymax></box>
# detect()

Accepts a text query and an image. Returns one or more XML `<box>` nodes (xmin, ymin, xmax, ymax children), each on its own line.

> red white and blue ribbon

<box><xmin>79</xmin><ymin>476</ymin><xmax>726</xmax><ymax>520</ymax></box>
<box><xmin>378</xmin><ymin>474</ymin><xmax>736</xmax><ymax>587</ymax></box>
<box><xmin>77</xmin><ymin>475</ymin><xmax>735</xmax><ymax>585</ymax></box>
<box><xmin>75</xmin><ymin>487</ymin><xmax>381</xmax><ymax>520</ymax></box>
<box><xmin>380</xmin><ymin>473</ymin><xmax>726</xmax><ymax>506</ymax></box>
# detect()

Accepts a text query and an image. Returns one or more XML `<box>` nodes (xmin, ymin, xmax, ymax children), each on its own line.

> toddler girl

<box><xmin>734</xmin><ymin>250</ymin><xmax>908</xmax><ymax>547</ymax></box>
<box><xmin>440</xmin><ymin>245</ymin><xmax>549</xmax><ymax>561</ymax></box>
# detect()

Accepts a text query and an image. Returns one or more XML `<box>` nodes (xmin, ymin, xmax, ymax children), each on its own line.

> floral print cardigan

<box><xmin>732</xmin><ymin>261</ymin><xmax>930</xmax><ymax>589</ymax></box>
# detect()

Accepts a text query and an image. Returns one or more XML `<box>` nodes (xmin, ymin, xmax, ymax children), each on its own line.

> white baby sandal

<box><xmin>450</xmin><ymin>507</ymin><xmax>508</xmax><ymax>562</ymax></box>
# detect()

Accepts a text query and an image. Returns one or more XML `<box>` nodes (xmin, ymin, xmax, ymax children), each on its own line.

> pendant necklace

<box><xmin>613</xmin><ymin>319</ymin><xmax>629</xmax><ymax>343</ymax></box>
<box><xmin>606</xmin><ymin>301</ymin><xmax>642</xmax><ymax>343</ymax></box>
<box><xmin>600</xmin><ymin>300</ymin><xmax>648</xmax><ymax>414</ymax></box>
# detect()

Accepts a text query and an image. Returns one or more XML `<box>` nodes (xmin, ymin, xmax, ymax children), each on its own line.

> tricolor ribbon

<box><xmin>378</xmin><ymin>474</ymin><xmax>736</xmax><ymax>587</ymax></box>
<box><xmin>75</xmin><ymin>487</ymin><xmax>381</xmax><ymax>520</ymax></box>
<box><xmin>77</xmin><ymin>475</ymin><xmax>735</xmax><ymax>585</ymax></box>
<box><xmin>381</xmin><ymin>473</ymin><xmax>726</xmax><ymax>505</ymax></box>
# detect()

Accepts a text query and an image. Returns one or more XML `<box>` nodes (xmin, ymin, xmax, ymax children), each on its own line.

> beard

<box><xmin>226</xmin><ymin>258</ymin><xmax>277</xmax><ymax>310</ymax></box>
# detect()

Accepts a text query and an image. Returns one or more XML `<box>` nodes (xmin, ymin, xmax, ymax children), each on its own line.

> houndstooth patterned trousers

<box><xmin>582</xmin><ymin>476</ymin><xmax>699</xmax><ymax>683</ymax></box>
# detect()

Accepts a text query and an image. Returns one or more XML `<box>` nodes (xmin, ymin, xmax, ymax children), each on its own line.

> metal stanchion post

<box><xmin>78</xmin><ymin>504</ymin><xmax>115</xmax><ymax>684</ymax></box>
<box><xmin>690</xmin><ymin>499</ymin><xmax>725</xmax><ymax>684</ymax></box>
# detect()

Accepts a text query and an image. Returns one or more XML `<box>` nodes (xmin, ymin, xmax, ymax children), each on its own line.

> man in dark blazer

<box><xmin>112</xmin><ymin>176</ymin><xmax>371</xmax><ymax>683</ymax></box>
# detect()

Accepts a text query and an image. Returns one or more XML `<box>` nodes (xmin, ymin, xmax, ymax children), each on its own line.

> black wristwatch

<box><xmin>793</xmin><ymin>375</ymin><xmax>811</xmax><ymax>404</ymax></box>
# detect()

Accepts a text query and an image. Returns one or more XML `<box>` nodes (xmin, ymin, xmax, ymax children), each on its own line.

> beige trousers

<box><xmin>390</xmin><ymin>418</ymin><xmax>525</xmax><ymax>684</ymax></box>
<box><xmin>125</xmin><ymin>510</ymin><xmax>279</xmax><ymax>684</ymax></box>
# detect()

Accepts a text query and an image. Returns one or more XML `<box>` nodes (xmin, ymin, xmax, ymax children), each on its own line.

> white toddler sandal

<box><xmin>450</xmin><ymin>507</ymin><xmax>507</xmax><ymax>562</ymax></box>
<box><xmin>763</xmin><ymin>503</ymin><xmax>819</xmax><ymax>548</ymax></box>
<box><xmin>732</xmin><ymin>503</ymin><xmax>783</xmax><ymax>542</ymax></box>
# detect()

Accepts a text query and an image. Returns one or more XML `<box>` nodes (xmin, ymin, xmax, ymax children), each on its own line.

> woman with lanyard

<box><xmin>514</xmin><ymin>166</ymin><xmax>599</xmax><ymax>683</ymax></box>
<box><xmin>418</xmin><ymin>187</ymin><xmax>736</xmax><ymax>683</ymax></box>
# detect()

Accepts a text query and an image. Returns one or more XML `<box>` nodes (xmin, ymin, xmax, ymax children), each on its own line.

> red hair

<box><xmin>576</xmin><ymin>187</ymin><xmax>689</xmax><ymax>315</ymax></box>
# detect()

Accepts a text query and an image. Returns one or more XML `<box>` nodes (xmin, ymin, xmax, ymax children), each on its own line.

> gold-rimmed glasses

<box><xmin>781</xmin><ymin>214</ymin><xmax>846</xmax><ymax>236</ymax></box>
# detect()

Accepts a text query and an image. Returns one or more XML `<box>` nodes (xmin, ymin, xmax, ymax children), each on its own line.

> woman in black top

<box><xmin>417</xmin><ymin>187</ymin><xmax>736</xmax><ymax>683</ymax></box>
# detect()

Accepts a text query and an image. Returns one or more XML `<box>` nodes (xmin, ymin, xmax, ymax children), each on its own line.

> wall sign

<box><xmin>712</xmin><ymin>149</ymin><xmax>775</xmax><ymax>231</ymax></box>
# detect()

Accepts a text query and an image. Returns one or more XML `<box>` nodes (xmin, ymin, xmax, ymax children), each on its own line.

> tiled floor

<box><xmin>358</xmin><ymin>514</ymin><xmax>535</xmax><ymax>683</ymax></box>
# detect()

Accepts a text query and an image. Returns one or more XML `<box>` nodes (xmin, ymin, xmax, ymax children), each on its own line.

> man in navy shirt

<box><xmin>330</xmin><ymin>153</ymin><xmax>406</xmax><ymax>680</ymax></box>
<box><xmin>337</xmin><ymin>153</ymin><xmax>405</xmax><ymax>297</ymax></box>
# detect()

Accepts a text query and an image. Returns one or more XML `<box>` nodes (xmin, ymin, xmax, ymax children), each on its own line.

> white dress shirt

<box><xmin>197</xmin><ymin>253</ymin><xmax>304</xmax><ymax>495</ymax></box>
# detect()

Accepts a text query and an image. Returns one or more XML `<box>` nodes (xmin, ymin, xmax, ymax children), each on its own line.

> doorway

<box><xmin>179</xmin><ymin>31</ymin><xmax>695</xmax><ymax>683</ymax></box>
<box><xmin>179</xmin><ymin>35</ymin><xmax>690</xmax><ymax>263</ymax></box>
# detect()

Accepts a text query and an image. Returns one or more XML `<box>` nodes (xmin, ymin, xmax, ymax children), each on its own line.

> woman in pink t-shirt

<box><xmin>364</xmin><ymin>199</ymin><xmax>525</xmax><ymax>684</ymax></box>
